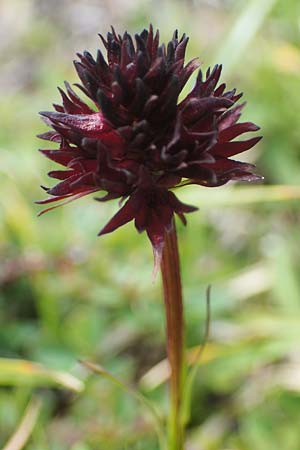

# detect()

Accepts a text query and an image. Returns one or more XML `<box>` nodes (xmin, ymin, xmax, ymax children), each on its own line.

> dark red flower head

<box><xmin>37</xmin><ymin>25</ymin><xmax>262</xmax><ymax>263</ymax></box>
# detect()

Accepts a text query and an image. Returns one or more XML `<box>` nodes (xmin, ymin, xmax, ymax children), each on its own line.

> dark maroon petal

<box><xmin>58</xmin><ymin>87</ymin><xmax>83</xmax><ymax>115</ymax></box>
<box><xmin>144</xmin><ymin>56</ymin><xmax>164</xmax><ymax>81</ymax></box>
<box><xmin>214</xmin><ymin>83</ymin><xmax>226</xmax><ymax>96</ymax></box>
<box><xmin>211</xmin><ymin>136</ymin><xmax>262</xmax><ymax>157</ymax></box>
<box><xmin>174</xmin><ymin>35</ymin><xmax>189</xmax><ymax>61</ymax></box>
<box><xmin>134</xmin><ymin>205</ymin><xmax>148</xmax><ymax>232</ymax></box>
<box><xmin>202</xmin><ymin>160</ymin><xmax>262</xmax><ymax>185</ymax></box>
<box><xmin>144</xmin><ymin>204</ymin><xmax>175</xmax><ymax>272</ymax></box>
<box><xmin>200</xmin><ymin>64</ymin><xmax>223</xmax><ymax>96</ymax></box>
<box><xmin>37</xmin><ymin>190</ymin><xmax>98</xmax><ymax>215</ymax></box>
<box><xmin>36</xmin><ymin>193</ymin><xmax>74</xmax><ymax>205</ymax></box>
<box><xmin>145</xmin><ymin>210</ymin><xmax>169</xmax><ymax>271</ymax></box>
<box><xmin>39</xmin><ymin>149</ymin><xmax>80</xmax><ymax>166</ymax></box>
<box><xmin>217</xmin><ymin>103</ymin><xmax>246</xmax><ymax>131</ymax></box>
<box><xmin>37</xmin><ymin>131</ymin><xmax>61</xmax><ymax>142</ymax></box>
<box><xmin>219</xmin><ymin>122</ymin><xmax>260</xmax><ymax>142</ymax></box>
<box><xmin>97</xmin><ymin>178</ymin><xmax>130</xmax><ymax>195</ymax></box>
<box><xmin>157</xmin><ymin>174</ymin><xmax>182</xmax><ymax>188</ymax></box>
<box><xmin>167</xmin><ymin>191</ymin><xmax>198</xmax><ymax>214</ymax></box>
<box><xmin>69</xmin><ymin>173</ymin><xmax>95</xmax><ymax>189</ymax></box>
<box><xmin>64</xmin><ymin>81</ymin><xmax>95</xmax><ymax>114</ymax></box>
<box><xmin>205</xmin><ymin>158</ymin><xmax>255</xmax><ymax>172</ymax></box>
<box><xmin>155</xmin><ymin>204</ymin><xmax>174</xmax><ymax>233</ymax></box>
<box><xmin>46</xmin><ymin>174</ymin><xmax>89</xmax><ymax>196</ymax></box>
<box><xmin>75</xmin><ymin>159</ymin><xmax>98</xmax><ymax>172</ymax></box>
<box><xmin>146</xmin><ymin>211</ymin><xmax>168</xmax><ymax>252</ymax></box>
<box><xmin>98</xmin><ymin>194</ymin><xmax>142</xmax><ymax>236</ymax></box>
<box><xmin>48</xmin><ymin>170</ymin><xmax>76</xmax><ymax>180</ymax></box>
<box><xmin>53</xmin><ymin>103</ymin><xmax>65</xmax><ymax>112</ymax></box>
<box><xmin>180</xmin><ymin>58</ymin><xmax>201</xmax><ymax>88</ymax></box>
<box><xmin>39</xmin><ymin>111</ymin><xmax>111</xmax><ymax>139</ymax></box>
<box><xmin>175</xmin><ymin>164</ymin><xmax>216</xmax><ymax>184</ymax></box>
<box><xmin>36</xmin><ymin>186</ymin><xmax>98</xmax><ymax>206</ymax></box>
<box><xmin>181</xmin><ymin>97</ymin><xmax>233</xmax><ymax>125</ymax></box>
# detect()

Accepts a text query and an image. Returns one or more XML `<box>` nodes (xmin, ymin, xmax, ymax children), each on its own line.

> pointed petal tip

<box><xmin>97</xmin><ymin>198</ymin><xmax>136</xmax><ymax>237</ymax></box>
<box><xmin>39</xmin><ymin>111</ymin><xmax>50</xmax><ymax>117</ymax></box>
<box><xmin>252</xmin><ymin>173</ymin><xmax>264</xmax><ymax>181</ymax></box>
<box><xmin>97</xmin><ymin>224</ymin><xmax>110</xmax><ymax>236</ymax></box>
<box><xmin>236</xmin><ymin>172</ymin><xmax>264</xmax><ymax>183</ymax></box>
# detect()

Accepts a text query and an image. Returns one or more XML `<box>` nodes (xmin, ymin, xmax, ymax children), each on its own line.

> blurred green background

<box><xmin>1</xmin><ymin>0</ymin><xmax>300</xmax><ymax>449</ymax></box>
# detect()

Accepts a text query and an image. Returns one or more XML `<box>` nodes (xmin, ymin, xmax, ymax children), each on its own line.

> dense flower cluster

<box><xmin>38</xmin><ymin>26</ymin><xmax>262</xmax><ymax>261</ymax></box>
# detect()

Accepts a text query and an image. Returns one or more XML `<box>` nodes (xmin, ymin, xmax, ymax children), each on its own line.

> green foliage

<box><xmin>1</xmin><ymin>0</ymin><xmax>300</xmax><ymax>448</ymax></box>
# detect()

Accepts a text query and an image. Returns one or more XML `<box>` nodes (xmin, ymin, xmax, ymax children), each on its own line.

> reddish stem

<box><xmin>161</xmin><ymin>221</ymin><xmax>185</xmax><ymax>449</ymax></box>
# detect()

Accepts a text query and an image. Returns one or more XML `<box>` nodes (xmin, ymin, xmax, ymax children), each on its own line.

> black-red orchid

<box><xmin>38</xmin><ymin>25</ymin><xmax>262</xmax><ymax>262</ymax></box>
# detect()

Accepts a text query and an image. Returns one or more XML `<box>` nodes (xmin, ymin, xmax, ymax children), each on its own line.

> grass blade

<box><xmin>215</xmin><ymin>0</ymin><xmax>277</xmax><ymax>74</ymax></box>
<box><xmin>3</xmin><ymin>397</ymin><xmax>42</xmax><ymax>450</ymax></box>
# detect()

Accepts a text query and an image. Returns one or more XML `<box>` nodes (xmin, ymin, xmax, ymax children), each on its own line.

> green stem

<box><xmin>161</xmin><ymin>221</ymin><xmax>185</xmax><ymax>450</ymax></box>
